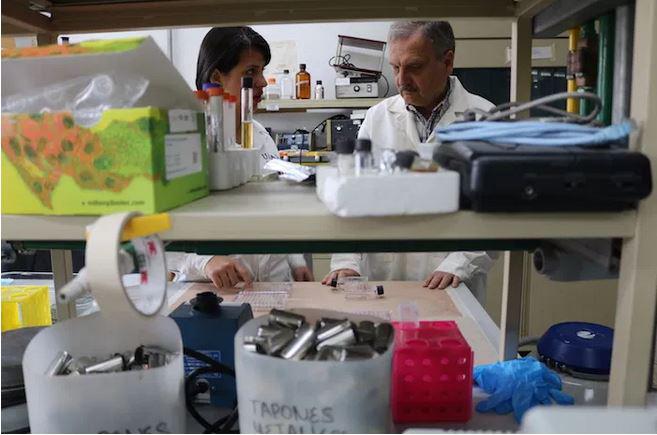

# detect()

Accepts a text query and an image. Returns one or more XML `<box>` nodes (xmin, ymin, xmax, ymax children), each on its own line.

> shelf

<box><xmin>532</xmin><ymin>0</ymin><xmax>630</xmax><ymax>37</ymax></box>
<box><xmin>1</xmin><ymin>0</ymin><xmax>518</xmax><ymax>35</ymax></box>
<box><xmin>1</xmin><ymin>182</ymin><xmax>638</xmax><ymax>246</ymax></box>
<box><xmin>257</xmin><ymin>98</ymin><xmax>384</xmax><ymax>113</ymax></box>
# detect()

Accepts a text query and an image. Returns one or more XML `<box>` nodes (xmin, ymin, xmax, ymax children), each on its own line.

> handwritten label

<box><xmin>168</xmin><ymin>109</ymin><xmax>198</xmax><ymax>133</ymax></box>
<box><xmin>249</xmin><ymin>400</ymin><xmax>346</xmax><ymax>434</ymax></box>
<box><xmin>164</xmin><ymin>133</ymin><xmax>202</xmax><ymax>180</ymax></box>
<box><xmin>98</xmin><ymin>421</ymin><xmax>170</xmax><ymax>433</ymax></box>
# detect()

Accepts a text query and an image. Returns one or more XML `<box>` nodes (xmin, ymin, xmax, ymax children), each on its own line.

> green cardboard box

<box><xmin>1</xmin><ymin>37</ymin><xmax>209</xmax><ymax>215</ymax></box>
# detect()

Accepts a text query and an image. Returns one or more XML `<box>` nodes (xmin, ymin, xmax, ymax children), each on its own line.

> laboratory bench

<box><xmin>2</xmin><ymin>0</ymin><xmax>656</xmax><ymax>411</ymax></box>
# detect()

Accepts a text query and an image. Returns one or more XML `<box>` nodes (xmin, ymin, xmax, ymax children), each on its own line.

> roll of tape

<box><xmin>85</xmin><ymin>212</ymin><xmax>166</xmax><ymax>319</ymax></box>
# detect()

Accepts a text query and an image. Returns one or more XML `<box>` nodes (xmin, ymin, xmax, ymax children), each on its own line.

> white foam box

<box><xmin>316</xmin><ymin>166</ymin><xmax>460</xmax><ymax>217</ymax></box>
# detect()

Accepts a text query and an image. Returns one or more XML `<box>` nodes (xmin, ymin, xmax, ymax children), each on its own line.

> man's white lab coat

<box><xmin>330</xmin><ymin>76</ymin><xmax>496</xmax><ymax>302</ymax></box>
<box><xmin>168</xmin><ymin>120</ymin><xmax>307</xmax><ymax>283</ymax></box>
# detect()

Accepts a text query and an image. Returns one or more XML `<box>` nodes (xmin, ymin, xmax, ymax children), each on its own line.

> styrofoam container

<box><xmin>235</xmin><ymin>308</ymin><xmax>395</xmax><ymax>434</ymax></box>
<box><xmin>209</xmin><ymin>148</ymin><xmax>260</xmax><ymax>190</ymax></box>
<box><xmin>316</xmin><ymin>166</ymin><xmax>459</xmax><ymax>217</ymax></box>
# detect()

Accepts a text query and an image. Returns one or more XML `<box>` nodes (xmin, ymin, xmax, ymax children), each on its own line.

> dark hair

<box><xmin>195</xmin><ymin>27</ymin><xmax>271</xmax><ymax>90</ymax></box>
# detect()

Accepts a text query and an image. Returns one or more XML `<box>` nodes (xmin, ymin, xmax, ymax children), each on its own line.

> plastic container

<box><xmin>1</xmin><ymin>286</ymin><xmax>52</xmax><ymax>332</ymax></box>
<box><xmin>279</xmin><ymin>70</ymin><xmax>293</xmax><ymax>99</ymax></box>
<box><xmin>391</xmin><ymin>320</ymin><xmax>473</xmax><ymax>423</ymax></box>
<box><xmin>21</xmin><ymin>213</ymin><xmax>186</xmax><ymax>433</ymax></box>
<box><xmin>265</xmin><ymin>77</ymin><xmax>281</xmax><ymax>100</ymax></box>
<box><xmin>235</xmin><ymin>308</ymin><xmax>395</xmax><ymax>433</ymax></box>
<box><xmin>314</xmin><ymin>80</ymin><xmax>325</xmax><ymax>100</ymax></box>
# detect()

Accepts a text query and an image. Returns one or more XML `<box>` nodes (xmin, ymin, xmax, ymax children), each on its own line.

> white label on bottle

<box><xmin>165</xmin><ymin>133</ymin><xmax>202</xmax><ymax>180</ymax></box>
<box><xmin>168</xmin><ymin>109</ymin><xmax>198</xmax><ymax>133</ymax></box>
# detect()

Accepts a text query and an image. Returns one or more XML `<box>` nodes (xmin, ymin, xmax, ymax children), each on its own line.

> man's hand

<box><xmin>321</xmin><ymin>268</ymin><xmax>360</xmax><ymax>285</ymax></box>
<box><xmin>423</xmin><ymin>271</ymin><xmax>461</xmax><ymax>290</ymax></box>
<box><xmin>204</xmin><ymin>256</ymin><xmax>253</xmax><ymax>289</ymax></box>
<box><xmin>292</xmin><ymin>266</ymin><xmax>314</xmax><ymax>282</ymax></box>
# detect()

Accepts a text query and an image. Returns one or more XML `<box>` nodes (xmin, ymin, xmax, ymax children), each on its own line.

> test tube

<box><xmin>230</xmin><ymin>94</ymin><xmax>238</xmax><ymax>146</ymax></box>
<box><xmin>207</xmin><ymin>86</ymin><xmax>224</xmax><ymax>152</ymax></box>
<box><xmin>223</xmin><ymin>93</ymin><xmax>232</xmax><ymax>147</ymax></box>
<box><xmin>241</xmin><ymin>76</ymin><xmax>254</xmax><ymax>149</ymax></box>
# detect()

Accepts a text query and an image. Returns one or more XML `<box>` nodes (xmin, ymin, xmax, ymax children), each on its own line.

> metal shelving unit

<box><xmin>2</xmin><ymin>0</ymin><xmax>656</xmax><ymax>408</ymax></box>
<box><xmin>257</xmin><ymin>98</ymin><xmax>384</xmax><ymax>112</ymax></box>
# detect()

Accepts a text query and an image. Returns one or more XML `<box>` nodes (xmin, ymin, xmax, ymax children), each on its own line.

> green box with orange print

<box><xmin>1</xmin><ymin>37</ymin><xmax>209</xmax><ymax>215</ymax></box>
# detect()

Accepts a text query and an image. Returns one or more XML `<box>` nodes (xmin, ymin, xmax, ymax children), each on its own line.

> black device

<box><xmin>433</xmin><ymin>141</ymin><xmax>652</xmax><ymax>212</ymax></box>
<box><xmin>326</xmin><ymin>118</ymin><xmax>362</xmax><ymax>150</ymax></box>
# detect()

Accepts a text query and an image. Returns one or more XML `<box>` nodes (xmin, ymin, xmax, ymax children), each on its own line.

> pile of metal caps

<box><xmin>243</xmin><ymin>309</ymin><xmax>393</xmax><ymax>361</ymax></box>
<box><xmin>45</xmin><ymin>345</ymin><xmax>177</xmax><ymax>376</ymax></box>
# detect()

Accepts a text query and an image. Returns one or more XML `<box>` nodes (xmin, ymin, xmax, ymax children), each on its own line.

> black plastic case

<box><xmin>433</xmin><ymin>141</ymin><xmax>652</xmax><ymax>212</ymax></box>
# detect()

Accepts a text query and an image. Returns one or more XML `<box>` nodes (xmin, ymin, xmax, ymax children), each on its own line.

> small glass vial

<box><xmin>295</xmin><ymin>63</ymin><xmax>311</xmax><ymax>99</ymax></box>
<box><xmin>345</xmin><ymin>283</ymin><xmax>385</xmax><ymax>300</ymax></box>
<box><xmin>241</xmin><ymin>76</ymin><xmax>254</xmax><ymax>149</ymax></box>
<box><xmin>230</xmin><ymin>94</ymin><xmax>238</xmax><ymax>146</ymax></box>
<box><xmin>334</xmin><ymin>139</ymin><xmax>355</xmax><ymax>176</ymax></box>
<box><xmin>354</xmin><ymin>138</ymin><xmax>375</xmax><ymax>176</ymax></box>
<box><xmin>265</xmin><ymin>77</ymin><xmax>280</xmax><ymax>100</ymax></box>
<box><xmin>314</xmin><ymin>80</ymin><xmax>325</xmax><ymax>100</ymax></box>
<box><xmin>193</xmin><ymin>89</ymin><xmax>210</xmax><ymax>149</ymax></box>
<box><xmin>222</xmin><ymin>92</ymin><xmax>231</xmax><ymax>147</ymax></box>
<box><xmin>280</xmin><ymin>69</ymin><xmax>293</xmax><ymax>99</ymax></box>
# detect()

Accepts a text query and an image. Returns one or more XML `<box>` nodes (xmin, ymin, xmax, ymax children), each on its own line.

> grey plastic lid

<box><xmin>335</xmin><ymin>139</ymin><xmax>355</xmax><ymax>154</ymax></box>
<box><xmin>355</xmin><ymin>139</ymin><xmax>372</xmax><ymax>152</ymax></box>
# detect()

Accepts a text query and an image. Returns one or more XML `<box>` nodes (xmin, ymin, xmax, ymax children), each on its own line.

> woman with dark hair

<box><xmin>168</xmin><ymin>27</ymin><xmax>314</xmax><ymax>288</ymax></box>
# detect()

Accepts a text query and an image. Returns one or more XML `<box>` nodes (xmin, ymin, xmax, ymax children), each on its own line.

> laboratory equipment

<box><xmin>265</xmin><ymin>77</ymin><xmax>280</xmax><ymax>100</ymax></box>
<box><xmin>344</xmin><ymin>283</ymin><xmax>384</xmax><ymax>300</ymax></box>
<box><xmin>21</xmin><ymin>212</ymin><xmax>185</xmax><ymax>433</ymax></box>
<box><xmin>520</xmin><ymin>406</ymin><xmax>657</xmax><ymax>433</ymax></box>
<box><xmin>229</xmin><ymin>94</ymin><xmax>238</xmax><ymax>146</ymax></box>
<box><xmin>391</xmin><ymin>321</ymin><xmax>473</xmax><ymax>423</ymax></box>
<box><xmin>314</xmin><ymin>80</ymin><xmax>325</xmax><ymax>99</ymax></box>
<box><xmin>379</xmin><ymin>148</ymin><xmax>397</xmax><ymax>174</ymax></box>
<box><xmin>2</xmin><ymin>286</ymin><xmax>51</xmax><ymax>331</ymax></box>
<box><xmin>331</xmin><ymin>35</ymin><xmax>386</xmax><ymax>99</ymax></box>
<box><xmin>295</xmin><ymin>63</ymin><xmax>311</xmax><ymax>99</ymax></box>
<box><xmin>194</xmin><ymin>89</ymin><xmax>211</xmax><ymax>149</ymax></box>
<box><xmin>537</xmin><ymin>322</ymin><xmax>613</xmax><ymax>380</ymax></box>
<box><xmin>241</xmin><ymin>76</ymin><xmax>254</xmax><ymax>149</ymax></box>
<box><xmin>434</xmin><ymin>140</ymin><xmax>652</xmax><ymax>212</ymax></box>
<box><xmin>336</xmin><ymin>275</ymin><xmax>368</xmax><ymax>291</ymax></box>
<box><xmin>334</xmin><ymin>139</ymin><xmax>355</xmax><ymax>176</ymax></box>
<box><xmin>222</xmin><ymin>92</ymin><xmax>231</xmax><ymax>146</ymax></box>
<box><xmin>170</xmin><ymin>291</ymin><xmax>253</xmax><ymax>407</ymax></box>
<box><xmin>326</xmin><ymin>118</ymin><xmax>362</xmax><ymax>150</ymax></box>
<box><xmin>354</xmin><ymin>138</ymin><xmax>375</xmax><ymax>177</ymax></box>
<box><xmin>279</xmin><ymin>69</ymin><xmax>293</xmax><ymax>99</ymax></box>
<box><xmin>207</xmin><ymin>86</ymin><xmax>224</xmax><ymax>152</ymax></box>
<box><xmin>235</xmin><ymin>308</ymin><xmax>395</xmax><ymax>433</ymax></box>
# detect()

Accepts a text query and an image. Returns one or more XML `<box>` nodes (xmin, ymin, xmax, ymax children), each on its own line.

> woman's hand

<box><xmin>423</xmin><ymin>271</ymin><xmax>461</xmax><ymax>289</ymax></box>
<box><xmin>292</xmin><ymin>266</ymin><xmax>314</xmax><ymax>282</ymax></box>
<box><xmin>204</xmin><ymin>256</ymin><xmax>253</xmax><ymax>288</ymax></box>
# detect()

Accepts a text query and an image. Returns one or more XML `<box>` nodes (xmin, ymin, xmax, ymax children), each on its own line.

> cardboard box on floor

<box><xmin>1</xmin><ymin>37</ymin><xmax>209</xmax><ymax>215</ymax></box>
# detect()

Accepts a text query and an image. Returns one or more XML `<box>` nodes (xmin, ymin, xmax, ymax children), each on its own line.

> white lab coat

<box><xmin>168</xmin><ymin>119</ymin><xmax>307</xmax><ymax>283</ymax></box>
<box><xmin>330</xmin><ymin>77</ymin><xmax>497</xmax><ymax>302</ymax></box>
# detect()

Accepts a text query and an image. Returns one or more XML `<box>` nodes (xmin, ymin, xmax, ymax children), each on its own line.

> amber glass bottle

<box><xmin>295</xmin><ymin>63</ymin><xmax>311</xmax><ymax>99</ymax></box>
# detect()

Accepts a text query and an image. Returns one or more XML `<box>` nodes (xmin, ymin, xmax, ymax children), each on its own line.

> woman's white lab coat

<box><xmin>330</xmin><ymin>77</ymin><xmax>497</xmax><ymax>302</ymax></box>
<box><xmin>167</xmin><ymin>120</ymin><xmax>307</xmax><ymax>283</ymax></box>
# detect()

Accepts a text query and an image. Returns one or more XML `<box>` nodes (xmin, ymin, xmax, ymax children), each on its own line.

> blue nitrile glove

<box><xmin>473</xmin><ymin>356</ymin><xmax>575</xmax><ymax>422</ymax></box>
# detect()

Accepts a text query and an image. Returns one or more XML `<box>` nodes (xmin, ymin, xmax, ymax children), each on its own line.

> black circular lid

<box><xmin>283</xmin><ymin>69</ymin><xmax>290</xmax><ymax>74</ymax></box>
<box><xmin>395</xmin><ymin>150</ymin><xmax>419</xmax><ymax>169</ymax></box>
<box><xmin>191</xmin><ymin>291</ymin><xmax>223</xmax><ymax>314</ymax></box>
<box><xmin>355</xmin><ymin>139</ymin><xmax>372</xmax><ymax>152</ymax></box>
<box><xmin>335</xmin><ymin>139</ymin><xmax>355</xmax><ymax>154</ymax></box>
<box><xmin>241</xmin><ymin>76</ymin><xmax>253</xmax><ymax>88</ymax></box>
<box><xmin>316</xmin><ymin>80</ymin><xmax>323</xmax><ymax>85</ymax></box>
<box><xmin>299</xmin><ymin>63</ymin><xmax>306</xmax><ymax>70</ymax></box>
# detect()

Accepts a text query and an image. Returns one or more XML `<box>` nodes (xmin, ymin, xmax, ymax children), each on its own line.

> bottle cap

<box><xmin>376</xmin><ymin>285</ymin><xmax>385</xmax><ymax>296</ymax></box>
<box><xmin>335</xmin><ymin>139</ymin><xmax>355</xmax><ymax>154</ymax></box>
<box><xmin>395</xmin><ymin>150</ymin><xmax>419</xmax><ymax>169</ymax></box>
<box><xmin>316</xmin><ymin>80</ymin><xmax>323</xmax><ymax>85</ymax></box>
<box><xmin>355</xmin><ymin>138</ymin><xmax>372</xmax><ymax>152</ymax></box>
<box><xmin>283</xmin><ymin>69</ymin><xmax>290</xmax><ymax>74</ymax></box>
<box><xmin>230</xmin><ymin>95</ymin><xmax>238</xmax><ymax>103</ymax></box>
<box><xmin>299</xmin><ymin>63</ymin><xmax>306</xmax><ymax>70</ymax></box>
<box><xmin>207</xmin><ymin>87</ymin><xmax>223</xmax><ymax>97</ymax></box>
<box><xmin>241</xmin><ymin>76</ymin><xmax>254</xmax><ymax>88</ymax></box>
<box><xmin>193</xmin><ymin>90</ymin><xmax>208</xmax><ymax>101</ymax></box>
<box><xmin>202</xmin><ymin>82</ymin><xmax>221</xmax><ymax>90</ymax></box>
<box><xmin>267</xmin><ymin>77</ymin><xmax>277</xmax><ymax>84</ymax></box>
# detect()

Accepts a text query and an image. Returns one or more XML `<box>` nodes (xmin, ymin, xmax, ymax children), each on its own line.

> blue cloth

<box><xmin>473</xmin><ymin>356</ymin><xmax>575</xmax><ymax>422</ymax></box>
<box><xmin>435</xmin><ymin>120</ymin><xmax>634</xmax><ymax>147</ymax></box>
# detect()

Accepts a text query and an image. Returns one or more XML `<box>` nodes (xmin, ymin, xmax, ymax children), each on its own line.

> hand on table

<box><xmin>321</xmin><ymin>268</ymin><xmax>360</xmax><ymax>285</ymax></box>
<box><xmin>204</xmin><ymin>256</ymin><xmax>253</xmax><ymax>289</ymax></box>
<box><xmin>423</xmin><ymin>271</ymin><xmax>460</xmax><ymax>289</ymax></box>
<box><xmin>292</xmin><ymin>266</ymin><xmax>314</xmax><ymax>282</ymax></box>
